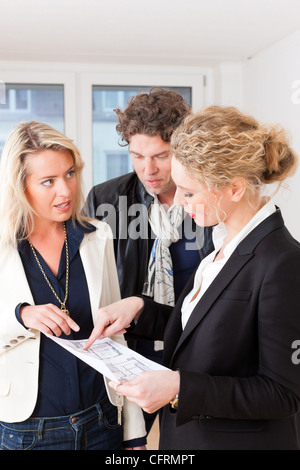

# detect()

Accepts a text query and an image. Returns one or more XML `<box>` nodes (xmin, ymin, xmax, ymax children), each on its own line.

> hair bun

<box><xmin>262</xmin><ymin>126</ymin><xmax>298</xmax><ymax>183</ymax></box>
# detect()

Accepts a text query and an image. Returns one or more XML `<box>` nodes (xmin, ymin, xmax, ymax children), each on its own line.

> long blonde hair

<box><xmin>171</xmin><ymin>106</ymin><xmax>298</xmax><ymax>202</ymax></box>
<box><xmin>0</xmin><ymin>121</ymin><xmax>89</xmax><ymax>249</ymax></box>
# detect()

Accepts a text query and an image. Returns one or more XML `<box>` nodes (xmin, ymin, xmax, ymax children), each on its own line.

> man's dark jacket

<box><xmin>86</xmin><ymin>172</ymin><xmax>213</xmax><ymax>299</ymax></box>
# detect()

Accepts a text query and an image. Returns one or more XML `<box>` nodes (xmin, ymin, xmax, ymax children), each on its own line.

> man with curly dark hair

<box><xmin>86</xmin><ymin>88</ymin><xmax>213</xmax><ymax>435</ymax></box>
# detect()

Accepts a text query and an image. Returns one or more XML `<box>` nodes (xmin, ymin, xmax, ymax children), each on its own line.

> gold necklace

<box><xmin>28</xmin><ymin>222</ymin><xmax>70</xmax><ymax>316</ymax></box>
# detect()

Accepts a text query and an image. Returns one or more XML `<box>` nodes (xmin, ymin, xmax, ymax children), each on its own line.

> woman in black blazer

<box><xmin>86</xmin><ymin>106</ymin><xmax>300</xmax><ymax>450</ymax></box>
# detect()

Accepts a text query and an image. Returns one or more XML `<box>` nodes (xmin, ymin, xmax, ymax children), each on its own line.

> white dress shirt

<box><xmin>181</xmin><ymin>201</ymin><xmax>276</xmax><ymax>329</ymax></box>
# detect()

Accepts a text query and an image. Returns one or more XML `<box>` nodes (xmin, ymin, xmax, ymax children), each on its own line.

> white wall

<box><xmin>213</xmin><ymin>62</ymin><xmax>243</xmax><ymax>108</ymax></box>
<box><xmin>242</xmin><ymin>30</ymin><xmax>300</xmax><ymax>240</ymax></box>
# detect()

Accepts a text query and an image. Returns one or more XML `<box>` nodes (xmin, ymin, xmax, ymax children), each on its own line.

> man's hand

<box><xmin>83</xmin><ymin>297</ymin><xmax>144</xmax><ymax>350</ymax></box>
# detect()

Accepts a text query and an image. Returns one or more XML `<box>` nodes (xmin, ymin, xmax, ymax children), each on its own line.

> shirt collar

<box><xmin>65</xmin><ymin>218</ymin><xmax>96</xmax><ymax>246</ymax></box>
<box><xmin>212</xmin><ymin>200</ymin><xmax>277</xmax><ymax>259</ymax></box>
<box><xmin>18</xmin><ymin>218</ymin><xmax>96</xmax><ymax>257</ymax></box>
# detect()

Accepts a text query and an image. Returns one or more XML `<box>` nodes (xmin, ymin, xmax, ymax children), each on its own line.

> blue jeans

<box><xmin>0</xmin><ymin>397</ymin><xmax>123</xmax><ymax>450</ymax></box>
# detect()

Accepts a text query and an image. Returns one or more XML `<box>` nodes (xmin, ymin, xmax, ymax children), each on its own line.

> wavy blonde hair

<box><xmin>171</xmin><ymin>106</ymin><xmax>298</xmax><ymax>203</ymax></box>
<box><xmin>0</xmin><ymin>121</ymin><xmax>89</xmax><ymax>249</ymax></box>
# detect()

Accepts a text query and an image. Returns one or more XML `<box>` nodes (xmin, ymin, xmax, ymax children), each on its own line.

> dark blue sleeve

<box><xmin>15</xmin><ymin>302</ymin><xmax>30</xmax><ymax>327</ymax></box>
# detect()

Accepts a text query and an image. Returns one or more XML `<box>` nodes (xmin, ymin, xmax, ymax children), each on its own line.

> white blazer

<box><xmin>0</xmin><ymin>219</ymin><xmax>145</xmax><ymax>442</ymax></box>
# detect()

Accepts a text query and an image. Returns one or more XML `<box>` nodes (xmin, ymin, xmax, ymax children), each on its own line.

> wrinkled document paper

<box><xmin>45</xmin><ymin>334</ymin><xmax>169</xmax><ymax>383</ymax></box>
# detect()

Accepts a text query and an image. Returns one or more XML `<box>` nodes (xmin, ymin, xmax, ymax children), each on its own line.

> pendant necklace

<box><xmin>28</xmin><ymin>222</ymin><xmax>70</xmax><ymax>316</ymax></box>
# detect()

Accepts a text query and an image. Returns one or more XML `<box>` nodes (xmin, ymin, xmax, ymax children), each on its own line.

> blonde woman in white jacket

<box><xmin>0</xmin><ymin>121</ymin><xmax>146</xmax><ymax>450</ymax></box>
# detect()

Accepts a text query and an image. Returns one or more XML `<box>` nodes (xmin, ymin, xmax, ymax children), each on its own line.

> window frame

<box><xmin>0</xmin><ymin>88</ymin><xmax>31</xmax><ymax>113</ymax></box>
<box><xmin>0</xmin><ymin>64</ymin><xmax>213</xmax><ymax>195</ymax></box>
<box><xmin>0</xmin><ymin>69</ymin><xmax>77</xmax><ymax>142</ymax></box>
<box><xmin>79</xmin><ymin>66</ymin><xmax>209</xmax><ymax>193</ymax></box>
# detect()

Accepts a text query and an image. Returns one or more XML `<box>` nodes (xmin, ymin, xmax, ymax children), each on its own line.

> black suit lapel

<box><xmin>163</xmin><ymin>275</ymin><xmax>194</xmax><ymax>366</ymax></box>
<box><xmin>170</xmin><ymin>251</ymin><xmax>253</xmax><ymax>362</ymax></box>
<box><xmin>167</xmin><ymin>208</ymin><xmax>284</xmax><ymax>367</ymax></box>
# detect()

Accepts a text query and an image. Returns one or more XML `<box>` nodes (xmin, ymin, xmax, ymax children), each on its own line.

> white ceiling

<box><xmin>1</xmin><ymin>0</ymin><xmax>300</xmax><ymax>66</ymax></box>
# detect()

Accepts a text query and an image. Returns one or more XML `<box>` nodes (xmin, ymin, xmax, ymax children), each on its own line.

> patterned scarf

<box><xmin>142</xmin><ymin>196</ymin><xmax>185</xmax><ymax>350</ymax></box>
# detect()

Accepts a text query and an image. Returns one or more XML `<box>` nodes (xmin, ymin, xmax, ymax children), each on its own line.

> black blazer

<box><xmin>134</xmin><ymin>209</ymin><xmax>300</xmax><ymax>449</ymax></box>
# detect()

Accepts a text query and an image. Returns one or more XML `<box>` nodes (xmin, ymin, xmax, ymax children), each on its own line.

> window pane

<box><xmin>92</xmin><ymin>86</ymin><xmax>192</xmax><ymax>185</ymax></box>
<box><xmin>15</xmin><ymin>89</ymin><xmax>29</xmax><ymax>110</ymax></box>
<box><xmin>0</xmin><ymin>84</ymin><xmax>64</xmax><ymax>156</ymax></box>
<box><xmin>106</xmin><ymin>151</ymin><xmax>130</xmax><ymax>180</ymax></box>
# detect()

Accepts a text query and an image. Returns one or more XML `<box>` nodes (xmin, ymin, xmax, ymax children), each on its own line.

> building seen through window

<box><xmin>0</xmin><ymin>84</ymin><xmax>64</xmax><ymax>156</ymax></box>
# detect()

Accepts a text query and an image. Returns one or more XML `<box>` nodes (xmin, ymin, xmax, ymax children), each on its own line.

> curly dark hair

<box><xmin>115</xmin><ymin>88</ymin><xmax>191</xmax><ymax>145</ymax></box>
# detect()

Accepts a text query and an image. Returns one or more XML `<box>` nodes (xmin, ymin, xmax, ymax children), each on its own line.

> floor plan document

<box><xmin>45</xmin><ymin>334</ymin><xmax>169</xmax><ymax>383</ymax></box>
